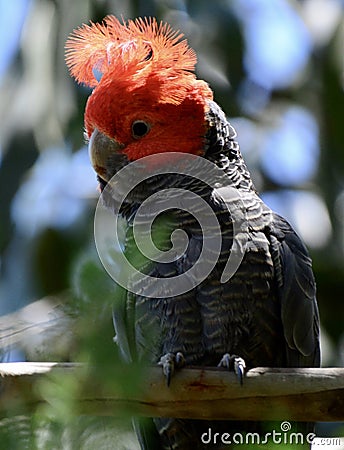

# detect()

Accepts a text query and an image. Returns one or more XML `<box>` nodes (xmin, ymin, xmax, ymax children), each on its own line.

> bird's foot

<box><xmin>158</xmin><ymin>352</ymin><xmax>185</xmax><ymax>387</ymax></box>
<box><xmin>218</xmin><ymin>353</ymin><xmax>246</xmax><ymax>385</ymax></box>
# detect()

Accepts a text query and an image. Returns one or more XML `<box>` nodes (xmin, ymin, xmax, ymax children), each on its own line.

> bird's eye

<box><xmin>132</xmin><ymin>120</ymin><xmax>150</xmax><ymax>139</ymax></box>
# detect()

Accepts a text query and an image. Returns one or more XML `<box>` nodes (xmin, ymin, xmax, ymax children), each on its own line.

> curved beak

<box><xmin>88</xmin><ymin>128</ymin><xmax>124</xmax><ymax>181</ymax></box>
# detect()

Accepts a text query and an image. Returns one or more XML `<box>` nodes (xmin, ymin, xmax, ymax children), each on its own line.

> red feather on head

<box><xmin>66</xmin><ymin>16</ymin><xmax>213</xmax><ymax>160</ymax></box>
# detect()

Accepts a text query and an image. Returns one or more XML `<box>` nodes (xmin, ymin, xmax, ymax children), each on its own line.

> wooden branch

<box><xmin>0</xmin><ymin>363</ymin><xmax>343</xmax><ymax>421</ymax></box>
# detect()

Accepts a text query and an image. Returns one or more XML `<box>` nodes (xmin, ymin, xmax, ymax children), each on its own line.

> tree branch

<box><xmin>0</xmin><ymin>363</ymin><xmax>343</xmax><ymax>421</ymax></box>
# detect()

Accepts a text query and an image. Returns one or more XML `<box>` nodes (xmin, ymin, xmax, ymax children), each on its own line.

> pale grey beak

<box><xmin>88</xmin><ymin>128</ymin><xmax>124</xmax><ymax>181</ymax></box>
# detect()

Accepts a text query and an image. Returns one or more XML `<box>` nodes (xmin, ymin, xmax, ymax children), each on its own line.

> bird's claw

<box><xmin>158</xmin><ymin>352</ymin><xmax>185</xmax><ymax>387</ymax></box>
<box><xmin>218</xmin><ymin>353</ymin><xmax>246</xmax><ymax>385</ymax></box>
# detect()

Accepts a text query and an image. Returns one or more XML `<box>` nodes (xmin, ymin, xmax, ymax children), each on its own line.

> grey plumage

<box><xmin>101</xmin><ymin>100</ymin><xmax>320</xmax><ymax>449</ymax></box>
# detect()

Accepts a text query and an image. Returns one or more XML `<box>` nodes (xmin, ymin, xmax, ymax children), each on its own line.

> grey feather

<box><xmin>103</xmin><ymin>100</ymin><xmax>320</xmax><ymax>449</ymax></box>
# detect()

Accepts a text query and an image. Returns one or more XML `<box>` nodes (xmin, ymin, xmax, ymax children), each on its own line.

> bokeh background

<box><xmin>0</xmin><ymin>0</ymin><xmax>343</xmax><ymax>447</ymax></box>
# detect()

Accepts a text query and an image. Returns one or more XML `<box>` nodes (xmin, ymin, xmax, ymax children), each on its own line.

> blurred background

<box><xmin>0</xmin><ymin>0</ymin><xmax>343</xmax><ymax>447</ymax></box>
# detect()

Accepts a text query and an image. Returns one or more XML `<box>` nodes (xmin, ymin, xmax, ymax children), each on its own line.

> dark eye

<box><xmin>132</xmin><ymin>120</ymin><xmax>150</xmax><ymax>139</ymax></box>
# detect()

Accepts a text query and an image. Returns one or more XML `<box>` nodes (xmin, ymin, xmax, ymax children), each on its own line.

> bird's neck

<box><xmin>204</xmin><ymin>100</ymin><xmax>256</xmax><ymax>193</ymax></box>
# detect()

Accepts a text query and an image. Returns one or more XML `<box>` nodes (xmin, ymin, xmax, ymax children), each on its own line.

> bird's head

<box><xmin>65</xmin><ymin>16</ymin><xmax>214</xmax><ymax>183</ymax></box>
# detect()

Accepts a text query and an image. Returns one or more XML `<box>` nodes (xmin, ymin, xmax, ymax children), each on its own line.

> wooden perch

<box><xmin>1</xmin><ymin>363</ymin><xmax>343</xmax><ymax>421</ymax></box>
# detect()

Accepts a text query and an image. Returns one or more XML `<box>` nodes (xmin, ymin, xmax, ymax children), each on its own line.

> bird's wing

<box><xmin>270</xmin><ymin>213</ymin><xmax>320</xmax><ymax>367</ymax></box>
